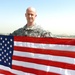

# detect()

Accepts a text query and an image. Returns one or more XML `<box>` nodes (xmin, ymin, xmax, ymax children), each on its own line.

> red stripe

<box><xmin>0</xmin><ymin>69</ymin><xmax>16</xmax><ymax>75</ymax></box>
<box><xmin>12</xmin><ymin>65</ymin><xmax>60</xmax><ymax>75</ymax></box>
<box><xmin>14</xmin><ymin>36</ymin><xmax>75</xmax><ymax>45</ymax></box>
<box><xmin>13</xmin><ymin>36</ymin><xmax>75</xmax><ymax>75</ymax></box>
<box><xmin>14</xmin><ymin>46</ymin><xmax>75</xmax><ymax>58</ymax></box>
<box><xmin>13</xmin><ymin>56</ymin><xmax>75</xmax><ymax>70</ymax></box>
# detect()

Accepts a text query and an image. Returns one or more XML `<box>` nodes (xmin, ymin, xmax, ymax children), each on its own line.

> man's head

<box><xmin>25</xmin><ymin>7</ymin><xmax>37</xmax><ymax>25</ymax></box>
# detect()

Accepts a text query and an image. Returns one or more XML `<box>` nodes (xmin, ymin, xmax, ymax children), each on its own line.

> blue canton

<box><xmin>0</xmin><ymin>35</ymin><xmax>13</xmax><ymax>68</ymax></box>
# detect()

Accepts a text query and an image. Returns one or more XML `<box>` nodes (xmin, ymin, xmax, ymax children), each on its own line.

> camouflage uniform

<box><xmin>11</xmin><ymin>24</ymin><xmax>52</xmax><ymax>37</ymax></box>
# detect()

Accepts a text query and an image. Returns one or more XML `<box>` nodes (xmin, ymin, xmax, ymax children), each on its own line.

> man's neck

<box><xmin>27</xmin><ymin>22</ymin><xmax>35</xmax><ymax>28</ymax></box>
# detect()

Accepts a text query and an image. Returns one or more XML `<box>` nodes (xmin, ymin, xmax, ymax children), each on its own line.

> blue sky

<box><xmin>0</xmin><ymin>0</ymin><xmax>75</xmax><ymax>35</ymax></box>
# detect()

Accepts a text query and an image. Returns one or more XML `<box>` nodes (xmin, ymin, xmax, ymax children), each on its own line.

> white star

<box><xmin>5</xmin><ymin>44</ymin><xmax>7</xmax><ymax>46</ymax></box>
<box><xmin>6</xmin><ymin>53</ymin><xmax>8</xmax><ymax>56</ymax></box>
<box><xmin>9</xmin><ymin>57</ymin><xmax>11</xmax><ymax>59</ymax></box>
<box><xmin>10</xmin><ymin>45</ymin><xmax>12</xmax><ymax>47</ymax></box>
<box><xmin>2</xmin><ymin>40</ymin><xmax>4</xmax><ymax>43</ymax></box>
<box><xmin>0</xmin><ymin>43</ymin><xmax>2</xmax><ymax>45</ymax></box>
<box><xmin>10</xmin><ymin>39</ymin><xmax>12</xmax><ymax>41</ymax></box>
<box><xmin>0</xmin><ymin>37</ymin><xmax>2</xmax><ymax>40</ymax></box>
<box><xmin>4</xmin><ymin>49</ymin><xmax>6</xmax><ymax>52</ymax></box>
<box><xmin>5</xmin><ymin>38</ymin><xmax>7</xmax><ymax>41</ymax></box>
<box><xmin>0</xmin><ymin>48</ymin><xmax>2</xmax><ymax>51</ymax></box>
<box><xmin>4</xmin><ymin>55</ymin><xmax>6</xmax><ymax>58</ymax></box>
<box><xmin>6</xmin><ymin>59</ymin><xmax>8</xmax><ymax>61</ymax></box>
<box><xmin>10</xmin><ymin>51</ymin><xmax>12</xmax><ymax>54</ymax></box>
<box><xmin>0</xmin><ymin>59</ymin><xmax>1</xmax><ymax>61</ymax></box>
<box><xmin>2</xmin><ymin>52</ymin><xmax>4</xmax><ymax>54</ymax></box>
<box><xmin>9</xmin><ymin>62</ymin><xmax>10</xmax><ymax>65</ymax></box>
<box><xmin>7</xmin><ymin>41</ymin><xmax>10</xmax><ymax>44</ymax></box>
<box><xmin>2</xmin><ymin>57</ymin><xmax>4</xmax><ymax>59</ymax></box>
<box><xmin>4</xmin><ymin>60</ymin><xmax>6</xmax><ymax>63</ymax></box>
<box><xmin>7</xmin><ymin>47</ymin><xmax>9</xmax><ymax>50</ymax></box>
<box><xmin>0</xmin><ymin>54</ymin><xmax>1</xmax><ymax>56</ymax></box>
<box><xmin>2</xmin><ymin>46</ymin><xmax>4</xmax><ymax>48</ymax></box>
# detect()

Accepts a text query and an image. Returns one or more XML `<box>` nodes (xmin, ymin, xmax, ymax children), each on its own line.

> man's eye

<box><xmin>31</xmin><ymin>14</ymin><xmax>33</xmax><ymax>16</ymax></box>
<box><xmin>28</xmin><ymin>14</ymin><xmax>30</xmax><ymax>15</ymax></box>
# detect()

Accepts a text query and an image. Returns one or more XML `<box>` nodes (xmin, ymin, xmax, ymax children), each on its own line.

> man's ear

<box><xmin>25</xmin><ymin>13</ymin><xmax>26</xmax><ymax>17</ymax></box>
<box><xmin>35</xmin><ymin>14</ymin><xmax>37</xmax><ymax>17</ymax></box>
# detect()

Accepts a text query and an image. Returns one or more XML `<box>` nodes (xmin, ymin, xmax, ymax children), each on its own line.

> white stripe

<box><xmin>12</xmin><ymin>60</ymin><xmax>75</xmax><ymax>75</ymax></box>
<box><xmin>14</xmin><ymin>41</ymin><xmax>75</xmax><ymax>52</ymax></box>
<box><xmin>14</xmin><ymin>50</ymin><xmax>75</xmax><ymax>65</ymax></box>
<box><xmin>0</xmin><ymin>65</ymin><xmax>35</xmax><ymax>75</ymax></box>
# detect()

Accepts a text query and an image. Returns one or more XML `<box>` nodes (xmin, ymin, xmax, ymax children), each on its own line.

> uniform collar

<box><xmin>23</xmin><ymin>23</ymin><xmax>37</xmax><ymax>30</ymax></box>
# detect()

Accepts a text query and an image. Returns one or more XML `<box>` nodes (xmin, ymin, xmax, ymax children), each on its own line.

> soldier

<box><xmin>11</xmin><ymin>7</ymin><xmax>52</xmax><ymax>37</ymax></box>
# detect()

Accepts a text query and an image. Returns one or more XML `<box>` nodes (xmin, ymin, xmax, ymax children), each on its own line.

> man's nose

<box><xmin>29</xmin><ymin>15</ymin><xmax>31</xmax><ymax>17</ymax></box>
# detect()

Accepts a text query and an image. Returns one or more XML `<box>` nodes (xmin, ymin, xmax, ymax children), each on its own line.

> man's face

<box><xmin>25</xmin><ymin>9</ymin><xmax>37</xmax><ymax>24</ymax></box>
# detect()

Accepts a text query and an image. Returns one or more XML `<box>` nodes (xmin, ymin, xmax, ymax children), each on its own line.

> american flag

<box><xmin>0</xmin><ymin>35</ymin><xmax>75</xmax><ymax>75</ymax></box>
